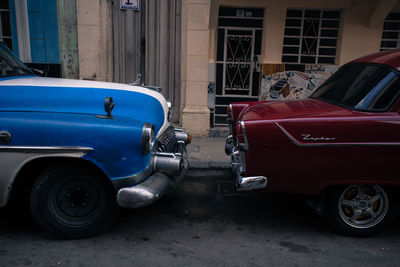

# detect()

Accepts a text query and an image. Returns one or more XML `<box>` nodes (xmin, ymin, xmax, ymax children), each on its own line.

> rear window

<box><xmin>311</xmin><ymin>63</ymin><xmax>400</xmax><ymax>111</ymax></box>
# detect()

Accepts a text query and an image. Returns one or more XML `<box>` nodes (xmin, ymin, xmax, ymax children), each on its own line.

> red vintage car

<box><xmin>225</xmin><ymin>49</ymin><xmax>400</xmax><ymax>236</ymax></box>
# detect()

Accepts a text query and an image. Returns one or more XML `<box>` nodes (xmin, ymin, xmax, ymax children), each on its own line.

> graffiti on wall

<box><xmin>260</xmin><ymin>64</ymin><xmax>339</xmax><ymax>101</ymax></box>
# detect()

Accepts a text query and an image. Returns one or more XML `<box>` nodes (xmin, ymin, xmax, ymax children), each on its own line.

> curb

<box><xmin>189</xmin><ymin>161</ymin><xmax>230</xmax><ymax>169</ymax></box>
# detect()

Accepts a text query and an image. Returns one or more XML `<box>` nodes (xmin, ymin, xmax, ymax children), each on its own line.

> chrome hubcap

<box><xmin>338</xmin><ymin>185</ymin><xmax>388</xmax><ymax>229</ymax></box>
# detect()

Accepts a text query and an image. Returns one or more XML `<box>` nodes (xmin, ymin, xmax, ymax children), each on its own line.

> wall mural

<box><xmin>259</xmin><ymin>64</ymin><xmax>339</xmax><ymax>101</ymax></box>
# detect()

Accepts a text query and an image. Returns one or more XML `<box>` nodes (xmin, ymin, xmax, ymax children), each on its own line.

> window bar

<box><xmin>298</xmin><ymin>10</ymin><xmax>305</xmax><ymax>64</ymax></box>
<box><xmin>248</xmin><ymin>29</ymin><xmax>255</xmax><ymax>96</ymax></box>
<box><xmin>316</xmin><ymin>10</ymin><xmax>322</xmax><ymax>64</ymax></box>
<box><xmin>222</xmin><ymin>28</ymin><xmax>227</xmax><ymax>95</ymax></box>
<box><xmin>0</xmin><ymin>12</ymin><xmax>3</xmax><ymax>42</ymax></box>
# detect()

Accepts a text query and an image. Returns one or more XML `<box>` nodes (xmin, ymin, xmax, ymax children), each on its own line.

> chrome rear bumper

<box><xmin>225</xmin><ymin>135</ymin><xmax>267</xmax><ymax>192</ymax></box>
<box><xmin>236</xmin><ymin>176</ymin><xmax>267</xmax><ymax>192</ymax></box>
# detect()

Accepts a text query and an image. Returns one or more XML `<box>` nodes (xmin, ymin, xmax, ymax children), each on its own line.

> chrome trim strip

<box><xmin>228</xmin><ymin>104</ymin><xmax>234</xmax><ymax>135</ymax></box>
<box><xmin>0</xmin><ymin>149</ymin><xmax>91</xmax><ymax>207</ymax></box>
<box><xmin>0</xmin><ymin>146</ymin><xmax>93</xmax><ymax>153</ymax></box>
<box><xmin>238</xmin><ymin>121</ymin><xmax>249</xmax><ymax>150</ymax></box>
<box><xmin>229</xmin><ymin>104</ymin><xmax>234</xmax><ymax>120</ymax></box>
<box><xmin>276</xmin><ymin>122</ymin><xmax>400</xmax><ymax>147</ymax></box>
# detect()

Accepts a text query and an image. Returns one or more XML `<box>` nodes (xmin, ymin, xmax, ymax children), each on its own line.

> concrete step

<box><xmin>187</xmin><ymin>137</ymin><xmax>230</xmax><ymax>169</ymax></box>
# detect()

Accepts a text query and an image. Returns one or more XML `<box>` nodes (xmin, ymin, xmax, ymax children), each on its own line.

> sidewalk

<box><xmin>187</xmin><ymin>137</ymin><xmax>230</xmax><ymax>169</ymax></box>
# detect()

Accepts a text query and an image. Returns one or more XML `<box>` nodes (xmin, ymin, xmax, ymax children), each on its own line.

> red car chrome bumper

<box><xmin>225</xmin><ymin>135</ymin><xmax>267</xmax><ymax>191</ymax></box>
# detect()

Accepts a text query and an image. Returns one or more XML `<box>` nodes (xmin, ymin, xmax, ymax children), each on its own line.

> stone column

<box><xmin>181</xmin><ymin>0</ymin><xmax>211</xmax><ymax>137</ymax></box>
<box><xmin>76</xmin><ymin>0</ymin><xmax>112</xmax><ymax>81</ymax></box>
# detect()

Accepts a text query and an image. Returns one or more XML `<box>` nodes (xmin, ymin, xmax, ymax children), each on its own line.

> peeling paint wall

<box><xmin>111</xmin><ymin>0</ymin><xmax>181</xmax><ymax>122</ymax></box>
<box><xmin>57</xmin><ymin>0</ymin><xmax>79</xmax><ymax>79</ymax></box>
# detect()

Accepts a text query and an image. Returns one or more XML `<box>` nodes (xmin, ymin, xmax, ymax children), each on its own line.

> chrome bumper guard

<box><xmin>225</xmin><ymin>135</ymin><xmax>267</xmax><ymax>192</ymax></box>
<box><xmin>236</xmin><ymin>176</ymin><xmax>267</xmax><ymax>192</ymax></box>
<box><xmin>117</xmin><ymin>127</ymin><xmax>189</xmax><ymax>209</ymax></box>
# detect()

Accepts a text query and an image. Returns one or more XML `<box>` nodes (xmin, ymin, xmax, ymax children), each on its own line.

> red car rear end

<box><xmin>225</xmin><ymin>49</ymin><xmax>400</xmax><ymax>236</ymax></box>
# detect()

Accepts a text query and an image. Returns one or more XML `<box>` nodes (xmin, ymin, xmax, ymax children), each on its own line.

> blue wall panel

<box><xmin>27</xmin><ymin>0</ymin><xmax>60</xmax><ymax>63</ymax></box>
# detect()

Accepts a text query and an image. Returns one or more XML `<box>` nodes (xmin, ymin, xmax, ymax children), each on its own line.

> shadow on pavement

<box><xmin>1</xmin><ymin>169</ymin><xmax>400</xmax><ymax>239</ymax></box>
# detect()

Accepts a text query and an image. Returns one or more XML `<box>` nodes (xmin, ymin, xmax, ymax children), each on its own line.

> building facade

<box><xmin>181</xmin><ymin>0</ymin><xmax>400</xmax><ymax>136</ymax></box>
<box><xmin>3</xmin><ymin>0</ymin><xmax>400</xmax><ymax>136</ymax></box>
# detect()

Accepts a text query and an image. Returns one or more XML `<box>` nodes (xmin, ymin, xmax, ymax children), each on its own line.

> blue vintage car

<box><xmin>0</xmin><ymin>42</ymin><xmax>190</xmax><ymax>238</ymax></box>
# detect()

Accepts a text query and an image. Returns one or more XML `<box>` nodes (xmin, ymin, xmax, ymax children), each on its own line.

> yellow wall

<box><xmin>338</xmin><ymin>0</ymin><xmax>382</xmax><ymax>64</ymax></box>
<box><xmin>209</xmin><ymin>0</ymin><xmax>392</xmax><ymax>66</ymax></box>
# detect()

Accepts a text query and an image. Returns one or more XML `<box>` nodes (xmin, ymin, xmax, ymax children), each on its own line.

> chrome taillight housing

<box><xmin>236</xmin><ymin>121</ymin><xmax>249</xmax><ymax>151</ymax></box>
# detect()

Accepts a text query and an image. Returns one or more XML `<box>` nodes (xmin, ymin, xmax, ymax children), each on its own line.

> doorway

<box><xmin>213</xmin><ymin>7</ymin><xmax>264</xmax><ymax>126</ymax></box>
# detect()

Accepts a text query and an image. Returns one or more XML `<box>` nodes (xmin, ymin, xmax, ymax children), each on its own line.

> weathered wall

<box><xmin>76</xmin><ymin>0</ymin><xmax>112</xmax><ymax>81</ymax></box>
<box><xmin>57</xmin><ymin>0</ymin><xmax>79</xmax><ymax>79</ymax></box>
<box><xmin>111</xmin><ymin>1</ymin><xmax>143</xmax><ymax>84</ymax></box>
<box><xmin>111</xmin><ymin>0</ymin><xmax>182</xmax><ymax>122</ymax></box>
<box><xmin>145</xmin><ymin>0</ymin><xmax>182</xmax><ymax>122</ymax></box>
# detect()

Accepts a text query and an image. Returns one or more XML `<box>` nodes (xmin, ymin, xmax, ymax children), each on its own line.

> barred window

<box><xmin>380</xmin><ymin>13</ymin><xmax>400</xmax><ymax>51</ymax></box>
<box><xmin>282</xmin><ymin>9</ymin><xmax>341</xmax><ymax>65</ymax></box>
<box><xmin>0</xmin><ymin>1</ymin><xmax>12</xmax><ymax>50</ymax></box>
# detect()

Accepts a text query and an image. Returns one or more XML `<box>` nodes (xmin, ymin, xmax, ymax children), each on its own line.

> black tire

<box><xmin>30</xmin><ymin>165</ymin><xmax>119</xmax><ymax>239</ymax></box>
<box><xmin>325</xmin><ymin>185</ymin><xmax>399</xmax><ymax>237</ymax></box>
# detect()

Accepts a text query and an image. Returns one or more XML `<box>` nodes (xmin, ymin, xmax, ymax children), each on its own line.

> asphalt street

<box><xmin>1</xmin><ymin>169</ymin><xmax>400</xmax><ymax>266</ymax></box>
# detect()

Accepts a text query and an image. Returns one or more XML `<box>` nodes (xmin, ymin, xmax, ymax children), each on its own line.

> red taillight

<box><xmin>187</xmin><ymin>134</ymin><xmax>192</xmax><ymax>144</ymax></box>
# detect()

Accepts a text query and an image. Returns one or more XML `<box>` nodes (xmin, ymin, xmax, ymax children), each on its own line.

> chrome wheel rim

<box><xmin>338</xmin><ymin>185</ymin><xmax>389</xmax><ymax>229</ymax></box>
